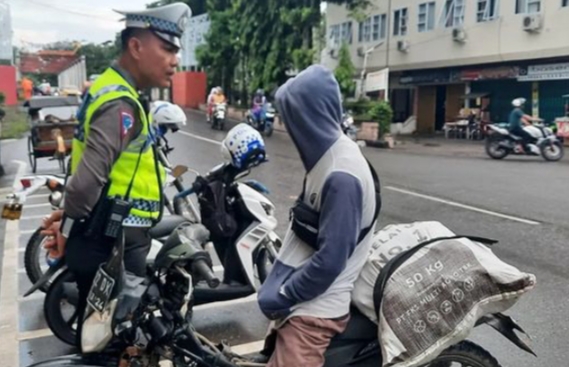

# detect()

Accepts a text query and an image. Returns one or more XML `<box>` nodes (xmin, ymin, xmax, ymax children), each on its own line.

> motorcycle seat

<box><xmin>330</xmin><ymin>307</ymin><xmax>378</xmax><ymax>342</ymax></box>
<box><xmin>509</xmin><ymin>134</ymin><xmax>523</xmax><ymax>141</ymax></box>
<box><xmin>149</xmin><ymin>215</ymin><xmax>188</xmax><ymax>239</ymax></box>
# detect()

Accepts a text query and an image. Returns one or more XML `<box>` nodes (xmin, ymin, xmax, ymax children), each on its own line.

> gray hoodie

<box><xmin>258</xmin><ymin>65</ymin><xmax>378</xmax><ymax>321</ymax></box>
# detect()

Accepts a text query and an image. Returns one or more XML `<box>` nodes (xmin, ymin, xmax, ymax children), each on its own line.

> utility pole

<box><xmin>360</xmin><ymin>42</ymin><xmax>384</xmax><ymax>99</ymax></box>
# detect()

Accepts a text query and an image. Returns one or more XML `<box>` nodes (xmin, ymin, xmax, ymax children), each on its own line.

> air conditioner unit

<box><xmin>356</xmin><ymin>47</ymin><xmax>365</xmax><ymax>57</ymax></box>
<box><xmin>397</xmin><ymin>40</ymin><xmax>410</xmax><ymax>52</ymax></box>
<box><xmin>523</xmin><ymin>14</ymin><xmax>543</xmax><ymax>32</ymax></box>
<box><xmin>452</xmin><ymin>28</ymin><xmax>467</xmax><ymax>43</ymax></box>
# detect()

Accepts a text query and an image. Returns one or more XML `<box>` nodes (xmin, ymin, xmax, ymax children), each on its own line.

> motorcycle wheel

<box><xmin>485</xmin><ymin>135</ymin><xmax>509</xmax><ymax>160</ymax></box>
<box><xmin>427</xmin><ymin>340</ymin><xmax>501</xmax><ymax>367</ymax></box>
<box><xmin>24</xmin><ymin>227</ymin><xmax>52</xmax><ymax>292</ymax></box>
<box><xmin>44</xmin><ymin>268</ymin><xmax>80</xmax><ymax>346</ymax></box>
<box><xmin>211</xmin><ymin>118</ymin><xmax>217</xmax><ymax>130</ymax></box>
<box><xmin>265</xmin><ymin>124</ymin><xmax>273</xmax><ymax>137</ymax></box>
<box><xmin>541</xmin><ymin>141</ymin><xmax>564</xmax><ymax>162</ymax></box>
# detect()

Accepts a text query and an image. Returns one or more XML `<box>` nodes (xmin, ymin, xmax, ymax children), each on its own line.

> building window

<box><xmin>442</xmin><ymin>0</ymin><xmax>465</xmax><ymax>28</ymax></box>
<box><xmin>418</xmin><ymin>2</ymin><xmax>436</xmax><ymax>32</ymax></box>
<box><xmin>329</xmin><ymin>24</ymin><xmax>340</xmax><ymax>47</ymax></box>
<box><xmin>358</xmin><ymin>18</ymin><xmax>371</xmax><ymax>42</ymax></box>
<box><xmin>372</xmin><ymin>14</ymin><xmax>387</xmax><ymax>40</ymax></box>
<box><xmin>477</xmin><ymin>0</ymin><xmax>498</xmax><ymax>22</ymax></box>
<box><xmin>394</xmin><ymin>8</ymin><xmax>409</xmax><ymax>36</ymax></box>
<box><xmin>516</xmin><ymin>0</ymin><xmax>541</xmax><ymax>13</ymax></box>
<box><xmin>341</xmin><ymin>21</ymin><xmax>353</xmax><ymax>44</ymax></box>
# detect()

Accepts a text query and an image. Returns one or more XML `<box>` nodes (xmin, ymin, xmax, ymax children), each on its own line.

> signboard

<box><xmin>399</xmin><ymin>70</ymin><xmax>451</xmax><ymax>85</ymax></box>
<box><xmin>518</xmin><ymin>63</ymin><xmax>569</xmax><ymax>81</ymax></box>
<box><xmin>458</xmin><ymin>66</ymin><xmax>519</xmax><ymax>81</ymax></box>
<box><xmin>365</xmin><ymin>68</ymin><xmax>389</xmax><ymax>97</ymax></box>
<box><xmin>180</xmin><ymin>14</ymin><xmax>211</xmax><ymax>68</ymax></box>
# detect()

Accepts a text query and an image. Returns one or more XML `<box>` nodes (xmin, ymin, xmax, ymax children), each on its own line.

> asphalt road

<box><xmin>1</xmin><ymin>110</ymin><xmax>568</xmax><ymax>366</ymax></box>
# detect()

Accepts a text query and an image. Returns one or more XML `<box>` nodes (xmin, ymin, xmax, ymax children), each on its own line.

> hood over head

<box><xmin>275</xmin><ymin>65</ymin><xmax>343</xmax><ymax>171</ymax></box>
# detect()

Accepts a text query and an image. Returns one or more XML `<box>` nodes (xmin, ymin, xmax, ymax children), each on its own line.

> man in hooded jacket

<box><xmin>257</xmin><ymin>65</ymin><xmax>380</xmax><ymax>367</ymax></box>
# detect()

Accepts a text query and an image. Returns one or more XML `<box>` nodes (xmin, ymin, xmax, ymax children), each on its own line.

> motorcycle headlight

<box><xmin>261</xmin><ymin>202</ymin><xmax>275</xmax><ymax>217</ymax></box>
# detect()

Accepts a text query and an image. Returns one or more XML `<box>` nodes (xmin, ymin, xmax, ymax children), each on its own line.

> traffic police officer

<box><xmin>41</xmin><ymin>2</ymin><xmax>192</xmax><ymax>349</ymax></box>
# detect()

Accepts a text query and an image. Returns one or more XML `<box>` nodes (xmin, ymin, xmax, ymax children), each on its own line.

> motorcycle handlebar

<box><xmin>191</xmin><ymin>259</ymin><xmax>220</xmax><ymax>289</ymax></box>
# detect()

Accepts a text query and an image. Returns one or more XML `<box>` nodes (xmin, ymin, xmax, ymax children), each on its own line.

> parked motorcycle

<box><xmin>27</xmin><ymin>224</ymin><xmax>536</xmax><ymax>367</ymax></box>
<box><xmin>341</xmin><ymin>112</ymin><xmax>358</xmax><ymax>141</ymax></box>
<box><xmin>211</xmin><ymin>102</ymin><xmax>227</xmax><ymax>131</ymax></box>
<box><xmin>18</xmin><ymin>123</ymin><xmax>198</xmax><ymax>293</ymax></box>
<box><xmin>28</xmin><ymin>135</ymin><xmax>281</xmax><ymax>346</ymax></box>
<box><xmin>486</xmin><ymin>122</ymin><xmax>564</xmax><ymax>161</ymax></box>
<box><xmin>246</xmin><ymin>103</ymin><xmax>275</xmax><ymax>137</ymax></box>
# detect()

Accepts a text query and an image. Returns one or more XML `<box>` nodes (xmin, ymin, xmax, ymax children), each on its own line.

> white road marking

<box><xmin>230</xmin><ymin>340</ymin><xmax>265</xmax><ymax>355</ymax></box>
<box><xmin>19</xmin><ymin>214</ymin><xmax>48</xmax><ymax>221</ymax></box>
<box><xmin>23</xmin><ymin>202</ymin><xmax>51</xmax><ymax>209</ymax></box>
<box><xmin>26</xmin><ymin>193</ymin><xmax>49</xmax><ymax>199</ymax></box>
<box><xmin>0</xmin><ymin>160</ymin><xmax>26</xmax><ymax>366</ymax></box>
<box><xmin>194</xmin><ymin>294</ymin><xmax>257</xmax><ymax>312</ymax></box>
<box><xmin>17</xmin><ymin>328</ymin><xmax>53</xmax><ymax>341</ymax></box>
<box><xmin>178</xmin><ymin>130</ymin><xmax>222</xmax><ymax>146</ymax></box>
<box><xmin>385</xmin><ymin>186</ymin><xmax>541</xmax><ymax>225</ymax></box>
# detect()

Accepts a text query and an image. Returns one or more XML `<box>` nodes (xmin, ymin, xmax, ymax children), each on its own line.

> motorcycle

<box><xmin>341</xmin><ymin>112</ymin><xmax>358</xmax><ymax>141</ymax></box>
<box><xmin>27</xmin><ymin>224</ymin><xmax>536</xmax><ymax>367</ymax></box>
<box><xmin>486</xmin><ymin>122</ymin><xmax>564</xmax><ymax>161</ymax></box>
<box><xmin>246</xmin><ymin>103</ymin><xmax>274</xmax><ymax>137</ymax></box>
<box><xmin>28</xmin><ymin>135</ymin><xmax>281</xmax><ymax>346</ymax></box>
<box><xmin>211</xmin><ymin>103</ymin><xmax>227</xmax><ymax>131</ymax></box>
<box><xmin>16</xmin><ymin>125</ymin><xmax>199</xmax><ymax>293</ymax></box>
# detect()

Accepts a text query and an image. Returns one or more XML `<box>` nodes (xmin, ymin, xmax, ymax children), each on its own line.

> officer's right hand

<box><xmin>42</xmin><ymin>210</ymin><xmax>63</xmax><ymax>229</ymax></box>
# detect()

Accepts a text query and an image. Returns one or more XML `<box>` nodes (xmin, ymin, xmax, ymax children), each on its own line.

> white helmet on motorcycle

<box><xmin>221</xmin><ymin>123</ymin><xmax>267</xmax><ymax>170</ymax></box>
<box><xmin>151</xmin><ymin>101</ymin><xmax>187</xmax><ymax>133</ymax></box>
<box><xmin>512</xmin><ymin>98</ymin><xmax>526</xmax><ymax>107</ymax></box>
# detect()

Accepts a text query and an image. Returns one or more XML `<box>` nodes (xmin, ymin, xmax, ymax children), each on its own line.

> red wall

<box><xmin>0</xmin><ymin>66</ymin><xmax>17</xmax><ymax>106</ymax></box>
<box><xmin>172</xmin><ymin>71</ymin><xmax>207</xmax><ymax>109</ymax></box>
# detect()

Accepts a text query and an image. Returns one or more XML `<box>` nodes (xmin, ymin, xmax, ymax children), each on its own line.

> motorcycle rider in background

<box><xmin>251</xmin><ymin>89</ymin><xmax>267</xmax><ymax>125</ymax></box>
<box><xmin>509</xmin><ymin>98</ymin><xmax>539</xmax><ymax>154</ymax></box>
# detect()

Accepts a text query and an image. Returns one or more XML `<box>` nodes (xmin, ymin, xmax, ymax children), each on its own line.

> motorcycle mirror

<box><xmin>172</xmin><ymin>165</ymin><xmax>189</xmax><ymax>179</ymax></box>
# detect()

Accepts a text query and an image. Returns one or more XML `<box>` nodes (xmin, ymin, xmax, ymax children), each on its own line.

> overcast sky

<box><xmin>8</xmin><ymin>0</ymin><xmax>151</xmax><ymax>47</ymax></box>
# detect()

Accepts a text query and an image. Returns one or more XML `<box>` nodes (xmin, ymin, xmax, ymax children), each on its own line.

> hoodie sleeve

<box><xmin>283</xmin><ymin>171</ymin><xmax>363</xmax><ymax>303</ymax></box>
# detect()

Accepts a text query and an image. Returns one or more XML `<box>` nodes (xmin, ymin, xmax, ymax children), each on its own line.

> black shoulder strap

<box><xmin>372</xmin><ymin>235</ymin><xmax>498</xmax><ymax>316</ymax></box>
<box><xmin>357</xmin><ymin>158</ymin><xmax>382</xmax><ymax>243</ymax></box>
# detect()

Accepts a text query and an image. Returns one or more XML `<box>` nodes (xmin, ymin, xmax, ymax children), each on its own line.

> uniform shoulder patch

<box><xmin>120</xmin><ymin>110</ymin><xmax>134</xmax><ymax>139</ymax></box>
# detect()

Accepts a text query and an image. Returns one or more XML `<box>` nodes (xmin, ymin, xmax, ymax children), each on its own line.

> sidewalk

<box><xmin>388</xmin><ymin>135</ymin><xmax>487</xmax><ymax>158</ymax></box>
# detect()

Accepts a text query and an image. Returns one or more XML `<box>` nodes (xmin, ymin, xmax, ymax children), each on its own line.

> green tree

<box><xmin>334</xmin><ymin>43</ymin><xmax>356</xmax><ymax>99</ymax></box>
<box><xmin>189</xmin><ymin>0</ymin><xmax>371</xmax><ymax>101</ymax></box>
<box><xmin>147</xmin><ymin>0</ymin><xmax>207</xmax><ymax>15</ymax></box>
<box><xmin>77</xmin><ymin>40</ymin><xmax>120</xmax><ymax>77</ymax></box>
<box><xmin>369</xmin><ymin>100</ymin><xmax>393</xmax><ymax>138</ymax></box>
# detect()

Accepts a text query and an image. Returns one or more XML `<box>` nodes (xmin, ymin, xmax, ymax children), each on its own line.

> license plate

<box><xmin>87</xmin><ymin>267</ymin><xmax>115</xmax><ymax>313</ymax></box>
<box><xmin>2</xmin><ymin>202</ymin><xmax>23</xmax><ymax>220</ymax></box>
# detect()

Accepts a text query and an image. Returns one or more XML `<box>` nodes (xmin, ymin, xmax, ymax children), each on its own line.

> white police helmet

<box><xmin>151</xmin><ymin>101</ymin><xmax>187</xmax><ymax>132</ymax></box>
<box><xmin>221</xmin><ymin>123</ymin><xmax>267</xmax><ymax>170</ymax></box>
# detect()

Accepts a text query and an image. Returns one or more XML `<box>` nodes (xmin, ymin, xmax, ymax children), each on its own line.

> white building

<box><xmin>323</xmin><ymin>0</ymin><xmax>569</xmax><ymax>133</ymax></box>
<box><xmin>0</xmin><ymin>0</ymin><xmax>13</xmax><ymax>63</ymax></box>
<box><xmin>180</xmin><ymin>13</ymin><xmax>211</xmax><ymax>70</ymax></box>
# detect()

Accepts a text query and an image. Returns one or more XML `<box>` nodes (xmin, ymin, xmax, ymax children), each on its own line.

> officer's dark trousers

<box><xmin>65</xmin><ymin>227</ymin><xmax>151</xmax><ymax>350</ymax></box>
